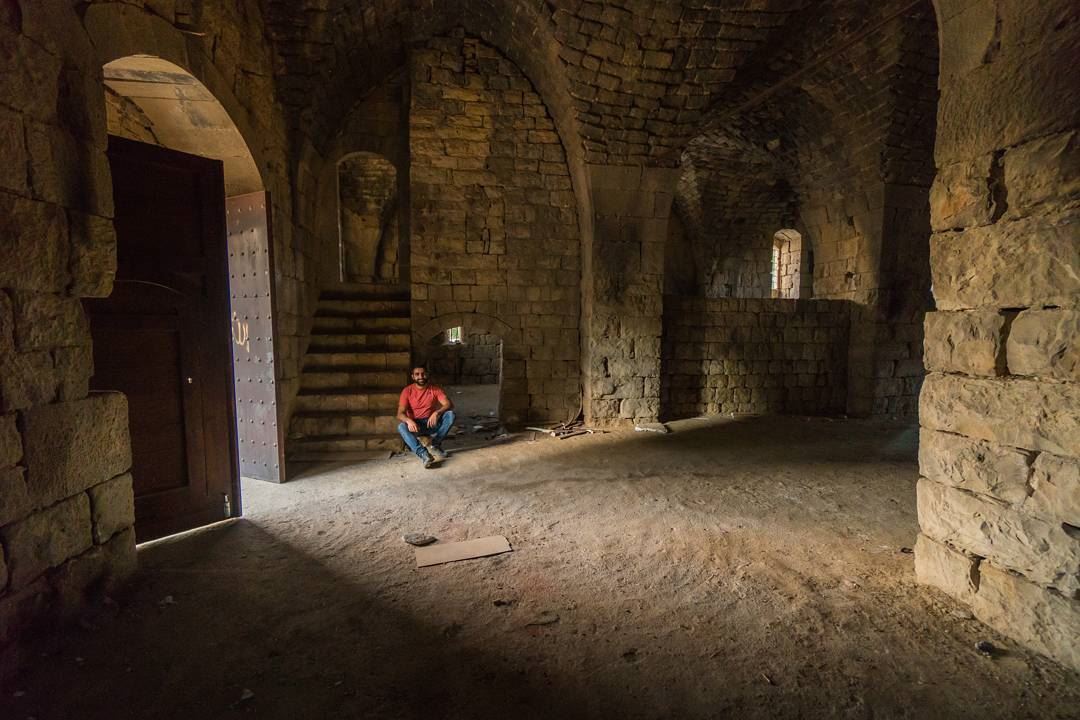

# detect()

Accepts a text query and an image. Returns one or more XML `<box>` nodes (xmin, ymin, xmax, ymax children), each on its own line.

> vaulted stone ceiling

<box><xmin>259</xmin><ymin>0</ymin><xmax>936</xmax><ymax>177</ymax></box>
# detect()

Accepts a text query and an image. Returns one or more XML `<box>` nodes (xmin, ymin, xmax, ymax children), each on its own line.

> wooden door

<box><xmin>86</xmin><ymin>136</ymin><xmax>238</xmax><ymax>542</ymax></box>
<box><xmin>227</xmin><ymin>192</ymin><xmax>284</xmax><ymax>483</ymax></box>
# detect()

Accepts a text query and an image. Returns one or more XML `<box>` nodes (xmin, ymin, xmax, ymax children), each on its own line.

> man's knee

<box><xmin>397</xmin><ymin>422</ymin><xmax>412</xmax><ymax>436</ymax></box>
<box><xmin>443</xmin><ymin>410</ymin><xmax>456</xmax><ymax>425</ymax></box>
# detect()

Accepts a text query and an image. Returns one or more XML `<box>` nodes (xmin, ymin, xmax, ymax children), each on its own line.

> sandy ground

<box><xmin>4</xmin><ymin>416</ymin><xmax>1079</xmax><ymax>719</ymax></box>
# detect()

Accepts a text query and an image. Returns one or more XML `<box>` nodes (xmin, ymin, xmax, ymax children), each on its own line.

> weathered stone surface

<box><xmin>0</xmin><ymin>104</ymin><xmax>27</xmax><ymax>194</ymax></box>
<box><xmin>22</xmin><ymin>393</ymin><xmax>132</xmax><ymax>508</ymax></box>
<box><xmin>48</xmin><ymin>525</ymin><xmax>135</xmax><ymax>620</ymax></box>
<box><xmin>0</xmin><ymin>351</ymin><xmax>57</xmax><ymax>412</ymax></box>
<box><xmin>1006</xmin><ymin>308</ymin><xmax>1079</xmax><ymax>381</ymax></box>
<box><xmin>923</xmin><ymin>310</ymin><xmax>1006</xmax><ymax>376</ymax></box>
<box><xmin>0</xmin><ymin>578</ymin><xmax>51</xmax><ymax>646</ymax></box>
<box><xmin>1003</xmin><ymin>130</ymin><xmax>1080</xmax><ymax>217</ymax></box>
<box><xmin>920</xmin><ymin>373</ymin><xmax>1080</xmax><ymax>457</ymax></box>
<box><xmin>971</xmin><ymin>562</ymin><xmax>1080</xmax><ymax>672</ymax></box>
<box><xmin>68</xmin><ymin>212</ymin><xmax>117</xmax><ymax>298</ymax></box>
<box><xmin>918</xmin><ymin>429</ymin><xmax>1032</xmax><ymax>504</ymax></box>
<box><xmin>13</xmin><ymin>293</ymin><xmax>89</xmax><ymax>351</ymax></box>
<box><xmin>930</xmin><ymin>213</ymin><xmax>1080</xmax><ymax>311</ymax></box>
<box><xmin>929</xmin><ymin>154</ymin><xmax>995</xmax><ymax>231</ymax></box>
<box><xmin>0</xmin><ymin>289</ymin><xmax>12</xmax><ymax>355</ymax></box>
<box><xmin>88</xmin><ymin>473</ymin><xmax>134</xmax><ymax>544</ymax></box>
<box><xmin>0</xmin><ymin>466</ymin><xmax>31</xmax><ymax>528</ymax></box>
<box><xmin>0</xmin><ymin>411</ymin><xmax>20</xmax><ymax>467</ymax></box>
<box><xmin>0</xmin><ymin>493</ymin><xmax>92</xmax><ymax>590</ymax></box>
<box><xmin>54</xmin><ymin>343</ymin><xmax>93</xmax><ymax>401</ymax></box>
<box><xmin>1024</xmin><ymin>452</ymin><xmax>1080</xmax><ymax>527</ymax></box>
<box><xmin>0</xmin><ymin>194</ymin><xmax>70</xmax><ymax>292</ymax></box>
<box><xmin>914</xmin><ymin>533</ymin><xmax>977</xmax><ymax>602</ymax></box>
<box><xmin>917</xmin><ymin>478</ymin><xmax>1080</xmax><ymax>595</ymax></box>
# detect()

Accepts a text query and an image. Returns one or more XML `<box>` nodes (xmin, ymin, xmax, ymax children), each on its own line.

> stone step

<box><xmin>315</xmin><ymin>299</ymin><xmax>411</xmax><ymax>317</ymax></box>
<box><xmin>291</xmin><ymin>412</ymin><xmax>400</xmax><ymax>437</ymax></box>
<box><xmin>307</xmin><ymin>334</ymin><xmax>411</xmax><ymax>352</ymax></box>
<box><xmin>287</xmin><ymin>434</ymin><xmax>402</xmax><ymax>454</ymax></box>
<box><xmin>303</xmin><ymin>350</ymin><xmax>411</xmax><ymax>370</ymax></box>
<box><xmin>300</xmin><ymin>371</ymin><xmax>402</xmax><ymax>391</ymax></box>
<box><xmin>321</xmin><ymin>284</ymin><xmax>410</xmax><ymax>302</ymax></box>
<box><xmin>293</xmin><ymin>390</ymin><xmax>400</xmax><ymax>413</ymax></box>
<box><xmin>312</xmin><ymin>316</ymin><xmax>411</xmax><ymax>333</ymax></box>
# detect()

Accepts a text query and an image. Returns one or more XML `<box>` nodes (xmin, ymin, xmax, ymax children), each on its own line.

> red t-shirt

<box><xmin>399</xmin><ymin>384</ymin><xmax>448</xmax><ymax>420</ymax></box>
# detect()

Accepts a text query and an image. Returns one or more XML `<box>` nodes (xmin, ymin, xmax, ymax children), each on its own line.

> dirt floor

<box><xmin>4</xmin><ymin>416</ymin><xmax>1079</xmax><ymax>719</ymax></box>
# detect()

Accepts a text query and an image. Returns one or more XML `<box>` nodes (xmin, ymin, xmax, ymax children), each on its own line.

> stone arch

<box><xmin>83</xmin><ymin>3</ymin><xmax>270</xmax><ymax>194</ymax></box>
<box><xmin>414</xmin><ymin>312</ymin><xmax>523</xmax><ymax>425</ymax></box>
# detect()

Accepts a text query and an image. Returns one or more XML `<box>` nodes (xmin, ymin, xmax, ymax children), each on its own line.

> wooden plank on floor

<box><xmin>415</xmin><ymin>536</ymin><xmax>512</xmax><ymax>567</ymax></box>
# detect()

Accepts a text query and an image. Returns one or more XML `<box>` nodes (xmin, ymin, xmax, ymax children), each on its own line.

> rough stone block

<box><xmin>22</xmin><ymin>393</ymin><xmax>132</xmax><ymax>508</ymax></box>
<box><xmin>1006</xmin><ymin>308</ymin><xmax>1079</xmax><ymax>381</ymax></box>
<box><xmin>68</xmin><ymin>212</ymin><xmax>117</xmax><ymax>298</ymax></box>
<box><xmin>54</xmin><ymin>343</ymin><xmax>93</xmax><ymax>401</ymax></box>
<box><xmin>0</xmin><ymin>351</ymin><xmax>57</xmax><ymax>412</ymax></box>
<box><xmin>0</xmin><ymin>466</ymin><xmax>32</xmax><ymax>528</ymax></box>
<box><xmin>923</xmin><ymin>310</ymin><xmax>1006</xmax><ymax>376</ymax></box>
<box><xmin>920</xmin><ymin>373</ymin><xmax>1080</xmax><ymax>457</ymax></box>
<box><xmin>971</xmin><ymin>562</ymin><xmax>1080</xmax><ymax>672</ymax></box>
<box><xmin>1</xmin><ymin>493</ymin><xmax>92</xmax><ymax>589</ymax></box>
<box><xmin>930</xmin><ymin>213</ymin><xmax>1080</xmax><ymax>311</ymax></box>
<box><xmin>917</xmin><ymin>478</ymin><xmax>1079</xmax><ymax>595</ymax></box>
<box><xmin>1024</xmin><ymin>452</ymin><xmax>1080</xmax><ymax>527</ymax></box>
<box><xmin>1003</xmin><ymin>130</ymin><xmax>1079</xmax><ymax>217</ymax></box>
<box><xmin>914</xmin><ymin>533</ymin><xmax>977</xmax><ymax>602</ymax></box>
<box><xmin>0</xmin><ymin>412</ymin><xmax>20</xmax><ymax>467</ymax></box>
<box><xmin>0</xmin><ymin>289</ymin><xmax>12</xmax><ymax>356</ymax></box>
<box><xmin>13</xmin><ymin>293</ymin><xmax>89</xmax><ymax>351</ymax></box>
<box><xmin>0</xmin><ymin>578</ymin><xmax>51</xmax><ymax>646</ymax></box>
<box><xmin>0</xmin><ymin>194</ymin><xmax>70</xmax><ymax>292</ymax></box>
<box><xmin>918</xmin><ymin>428</ymin><xmax>1032</xmax><ymax>504</ymax></box>
<box><xmin>929</xmin><ymin>154</ymin><xmax>995</xmax><ymax>231</ymax></box>
<box><xmin>88</xmin><ymin>472</ymin><xmax>134</xmax><ymax>544</ymax></box>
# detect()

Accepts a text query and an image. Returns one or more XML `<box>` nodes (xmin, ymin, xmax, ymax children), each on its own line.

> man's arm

<box><xmin>397</xmin><ymin>393</ymin><xmax>418</xmax><ymax>433</ymax></box>
<box><xmin>426</xmin><ymin>391</ymin><xmax>454</xmax><ymax>428</ymax></box>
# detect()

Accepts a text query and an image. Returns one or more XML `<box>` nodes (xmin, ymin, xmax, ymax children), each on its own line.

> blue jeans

<box><xmin>398</xmin><ymin>411</ymin><xmax>455</xmax><ymax>459</ymax></box>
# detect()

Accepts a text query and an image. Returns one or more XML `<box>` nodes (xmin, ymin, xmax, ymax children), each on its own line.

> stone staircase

<box><xmin>287</xmin><ymin>283</ymin><xmax>411</xmax><ymax>462</ymax></box>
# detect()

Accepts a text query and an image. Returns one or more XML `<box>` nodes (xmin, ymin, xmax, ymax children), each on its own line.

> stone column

<box><xmin>582</xmin><ymin>165</ymin><xmax>678</xmax><ymax>426</ymax></box>
<box><xmin>915</xmin><ymin>0</ymin><xmax>1080</xmax><ymax>671</ymax></box>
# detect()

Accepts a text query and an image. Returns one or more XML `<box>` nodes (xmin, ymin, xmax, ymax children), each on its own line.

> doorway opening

<box><xmin>88</xmin><ymin>55</ymin><xmax>282</xmax><ymax>542</ymax></box>
<box><xmin>424</xmin><ymin>327</ymin><xmax>505</xmax><ymax>443</ymax></box>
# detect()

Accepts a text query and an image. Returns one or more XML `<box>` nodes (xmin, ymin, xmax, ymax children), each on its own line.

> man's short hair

<box><xmin>411</xmin><ymin>363</ymin><xmax>428</xmax><ymax>372</ymax></box>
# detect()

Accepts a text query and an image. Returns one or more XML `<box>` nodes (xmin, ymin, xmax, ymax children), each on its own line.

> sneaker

<box><xmin>421</xmin><ymin>453</ymin><xmax>439</xmax><ymax>469</ymax></box>
<box><xmin>430</xmin><ymin>445</ymin><xmax>448</xmax><ymax>461</ymax></box>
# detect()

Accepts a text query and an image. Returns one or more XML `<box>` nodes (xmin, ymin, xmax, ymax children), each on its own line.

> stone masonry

<box><xmin>914</xmin><ymin>0</ymin><xmax>1080</xmax><ymax>671</ymax></box>
<box><xmin>660</xmin><ymin>297</ymin><xmax>849</xmax><ymax>419</ymax></box>
<box><xmin>408</xmin><ymin>31</ymin><xmax>581</xmax><ymax>424</ymax></box>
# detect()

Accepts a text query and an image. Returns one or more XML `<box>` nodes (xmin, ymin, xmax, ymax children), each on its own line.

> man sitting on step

<box><xmin>397</xmin><ymin>364</ymin><xmax>455</xmax><ymax>468</ymax></box>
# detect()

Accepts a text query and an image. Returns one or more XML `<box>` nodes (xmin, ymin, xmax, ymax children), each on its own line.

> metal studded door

<box><xmin>227</xmin><ymin>192</ymin><xmax>285</xmax><ymax>483</ymax></box>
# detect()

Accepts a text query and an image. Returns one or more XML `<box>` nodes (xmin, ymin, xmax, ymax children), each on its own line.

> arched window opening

<box><xmin>337</xmin><ymin>153</ymin><xmax>399</xmax><ymax>283</ymax></box>
<box><xmin>772</xmin><ymin>229</ymin><xmax>808</xmax><ymax>300</ymax></box>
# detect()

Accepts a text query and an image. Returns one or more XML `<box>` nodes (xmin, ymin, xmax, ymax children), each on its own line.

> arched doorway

<box><xmin>337</xmin><ymin>153</ymin><xmax>399</xmax><ymax>283</ymax></box>
<box><xmin>87</xmin><ymin>55</ymin><xmax>282</xmax><ymax>541</ymax></box>
<box><xmin>423</xmin><ymin>326</ymin><xmax>505</xmax><ymax>439</ymax></box>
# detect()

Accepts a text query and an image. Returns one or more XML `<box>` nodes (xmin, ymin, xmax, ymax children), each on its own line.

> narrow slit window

<box><xmin>446</xmin><ymin>326</ymin><xmax>463</xmax><ymax>344</ymax></box>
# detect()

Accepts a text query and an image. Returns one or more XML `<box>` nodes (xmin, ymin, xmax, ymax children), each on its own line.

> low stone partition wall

<box><xmin>660</xmin><ymin>296</ymin><xmax>850</xmax><ymax>418</ymax></box>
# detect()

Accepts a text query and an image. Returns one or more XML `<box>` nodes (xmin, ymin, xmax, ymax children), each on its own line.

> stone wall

<box><xmin>0</xmin><ymin>0</ymin><xmax>300</xmax><ymax>669</ymax></box>
<box><xmin>660</xmin><ymin>297</ymin><xmax>849</xmax><ymax>419</ymax></box>
<box><xmin>409</xmin><ymin>31</ymin><xmax>580</xmax><ymax>424</ymax></box>
<box><xmin>915</xmin><ymin>0</ymin><xmax>1080</xmax><ymax>671</ymax></box>
<box><xmin>425</xmin><ymin>332</ymin><xmax>502</xmax><ymax>385</ymax></box>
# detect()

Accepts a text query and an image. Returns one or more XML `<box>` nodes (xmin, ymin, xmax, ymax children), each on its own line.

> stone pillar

<box><xmin>582</xmin><ymin>166</ymin><xmax>677</xmax><ymax>426</ymax></box>
<box><xmin>916</xmin><ymin>0</ymin><xmax>1080</xmax><ymax>671</ymax></box>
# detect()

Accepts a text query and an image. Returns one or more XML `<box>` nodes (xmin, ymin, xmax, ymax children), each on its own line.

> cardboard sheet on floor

<box><xmin>415</xmin><ymin>536</ymin><xmax>512</xmax><ymax>567</ymax></box>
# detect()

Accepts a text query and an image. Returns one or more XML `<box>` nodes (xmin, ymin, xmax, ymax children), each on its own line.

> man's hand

<box><xmin>405</xmin><ymin>419</ymin><xmax>419</xmax><ymax>433</ymax></box>
<box><xmin>427</xmin><ymin>412</ymin><xmax>440</xmax><ymax>429</ymax></box>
